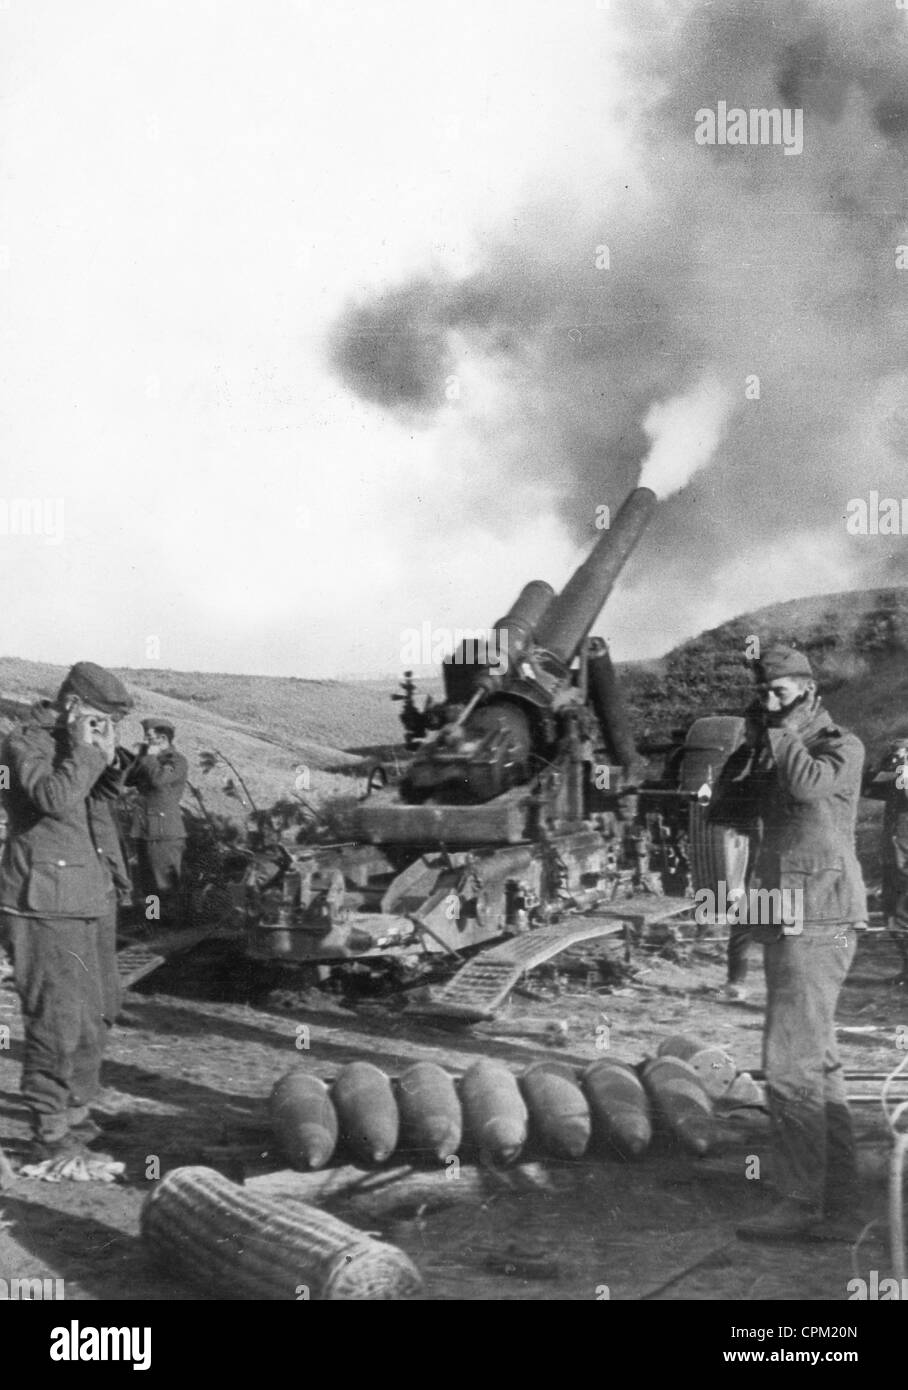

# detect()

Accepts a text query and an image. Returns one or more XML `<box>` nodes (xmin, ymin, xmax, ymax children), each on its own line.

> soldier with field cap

<box><xmin>0</xmin><ymin>660</ymin><xmax>134</xmax><ymax>1161</ymax></box>
<box><xmin>126</xmin><ymin>716</ymin><xmax>188</xmax><ymax>921</ymax></box>
<box><xmin>862</xmin><ymin>735</ymin><xmax>908</xmax><ymax>980</ymax></box>
<box><xmin>722</xmin><ymin>644</ymin><xmax>868</xmax><ymax>1241</ymax></box>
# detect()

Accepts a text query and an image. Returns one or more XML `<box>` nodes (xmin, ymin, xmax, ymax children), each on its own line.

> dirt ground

<box><xmin>1</xmin><ymin>922</ymin><xmax>905</xmax><ymax>1302</ymax></box>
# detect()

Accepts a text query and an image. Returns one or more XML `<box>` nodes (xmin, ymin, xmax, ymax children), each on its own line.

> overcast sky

<box><xmin>1</xmin><ymin>1</ymin><xmax>632</xmax><ymax>677</ymax></box>
<box><xmin>1</xmin><ymin>1</ymin><xmax>881</xmax><ymax>680</ymax></box>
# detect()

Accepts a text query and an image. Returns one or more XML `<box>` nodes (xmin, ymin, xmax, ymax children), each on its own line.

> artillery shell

<box><xmin>459</xmin><ymin>1059</ymin><xmax>528</xmax><ymax>1165</ymax></box>
<box><xmin>640</xmin><ymin>1056</ymin><xmax>717</xmax><ymax>1156</ymax></box>
<box><xmin>270</xmin><ymin>1069</ymin><xmax>339</xmax><ymax>1171</ymax></box>
<box><xmin>656</xmin><ymin>1035</ymin><xmax>736</xmax><ymax>1101</ymax></box>
<box><xmin>332</xmin><ymin>1062</ymin><xmax>400</xmax><ymax>1165</ymax></box>
<box><xmin>395</xmin><ymin>1062</ymin><xmax>462</xmax><ymax>1163</ymax></box>
<box><xmin>519</xmin><ymin>1061</ymin><xmax>591</xmax><ymax>1160</ymax></box>
<box><xmin>581</xmin><ymin>1058</ymin><xmax>652</xmax><ymax>1159</ymax></box>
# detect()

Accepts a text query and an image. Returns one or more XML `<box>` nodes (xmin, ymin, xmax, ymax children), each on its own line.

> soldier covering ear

<box><xmin>126</xmin><ymin>717</ymin><xmax>188</xmax><ymax>921</ymax></box>
<box><xmin>732</xmin><ymin>646</ymin><xmax>867</xmax><ymax>1241</ymax></box>
<box><xmin>0</xmin><ymin>661</ymin><xmax>134</xmax><ymax>1160</ymax></box>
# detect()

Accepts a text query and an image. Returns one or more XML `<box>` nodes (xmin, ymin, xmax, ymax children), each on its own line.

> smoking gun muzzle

<box><xmin>533</xmin><ymin>487</ymin><xmax>656</xmax><ymax>666</ymax></box>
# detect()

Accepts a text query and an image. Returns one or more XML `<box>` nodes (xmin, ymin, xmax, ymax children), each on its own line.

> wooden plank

<box><xmin>410</xmin><ymin>919</ymin><xmax>625</xmax><ymax>1020</ymax></box>
<box><xmin>116</xmin><ymin>925</ymin><xmax>218</xmax><ymax>988</ymax></box>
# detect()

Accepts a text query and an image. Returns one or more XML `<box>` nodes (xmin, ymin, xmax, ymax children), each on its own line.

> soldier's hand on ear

<box><xmin>774</xmin><ymin>688</ymin><xmax>819</xmax><ymax>734</ymax></box>
<box><xmin>90</xmin><ymin>719</ymin><xmax>118</xmax><ymax>766</ymax></box>
<box><xmin>70</xmin><ymin>712</ymin><xmax>100</xmax><ymax>749</ymax></box>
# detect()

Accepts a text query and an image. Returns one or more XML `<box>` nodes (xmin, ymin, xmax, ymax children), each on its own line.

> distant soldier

<box><xmin>863</xmin><ymin>736</ymin><xmax>908</xmax><ymax>978</ymax></box>
<box><xmin>127</xmin><ymin>718</ymin><xmax>188</xmax><ymax>922</ymax></box>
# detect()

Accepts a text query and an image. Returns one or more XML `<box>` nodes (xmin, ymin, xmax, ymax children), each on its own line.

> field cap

<box><xmin>755</xmin><ymin>645</ymin><xmax>814</xmax><ymax>681</ymax></box>
<box><xmin>142</xmin><ymin>716</ymin><xmax>176</xmax><ymax>738</ymax></box>
<box><xmin>58</xmin><ymin>661</ymin><xmax>134</xmax><ymax>716</ymax></box>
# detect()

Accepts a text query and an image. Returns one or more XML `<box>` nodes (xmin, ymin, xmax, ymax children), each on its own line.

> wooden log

<box><xmin>248</xmin><ymin>1161</ymin><xmax>555</xmax><ymax>1221</ymax></box>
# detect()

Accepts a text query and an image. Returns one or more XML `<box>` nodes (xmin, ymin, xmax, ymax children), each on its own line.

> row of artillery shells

<box><xmin>270</xmin><ymin>1051</ymin><xmax>717</xmax><ymax>1172</ymax></box>
<box><xmin>271</xmin><ymin>1062</ymin><xmax>457</xmax><ymax>1171</ymax></box>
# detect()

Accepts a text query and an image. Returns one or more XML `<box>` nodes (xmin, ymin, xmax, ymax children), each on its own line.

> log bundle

<box><xmin>141</xmin><ymin>1165</ymin><xmax>422</xmax><ymax>1301</ymax></box>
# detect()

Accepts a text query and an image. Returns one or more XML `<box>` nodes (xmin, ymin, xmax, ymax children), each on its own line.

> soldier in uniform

<box><xmin>863</xmin><ymin>736</ymin><xmax>908</xmax><ymax>979</ymax></box>
<box><xmin>127</xmin><ymin>717</ymin><xmax>188</xmax><ymax>922</ymax></box>
<box><xmin>0</xmin><ymin>661</ymin><xmax>133</xmax><ymax>1160</ymax></box>
<box><xmin>720</xmin><ymin>646</ymin><xmax>867</xmax><ymax>1241</ymax></box>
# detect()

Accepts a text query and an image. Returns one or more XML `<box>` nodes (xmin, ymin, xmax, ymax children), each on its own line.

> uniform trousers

<box><xmin>5</xmin><ymin>899</ymin><xmax>120</xmax><ymax>1140</ymax></box>
<box><xmin>762</xmin><ymin>927</ymin><xmax>858</xmax><ymax>1210</ymax></box>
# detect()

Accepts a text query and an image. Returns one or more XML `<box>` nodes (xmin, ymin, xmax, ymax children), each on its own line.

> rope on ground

<box><xmin>848</xmin><ymin>1217</ymin><xmax>883</xmax><ymax>1286</ymax></box>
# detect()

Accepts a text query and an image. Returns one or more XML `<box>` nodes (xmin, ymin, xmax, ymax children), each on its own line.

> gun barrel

<box><xmin>534</xmin><ymin>487</ymin><xmax>656</xmax><ymax>665</ymax></box>
<box><xmin>587</xmin><ymin>640</ymin><xmax>638</xmax><ymax>775</ymax></box>
<box><xmin>493</xmin><ymin>579</ymin><xmax>556</xmax><ymax>660</ymax></box>
<box><xmin>443</xmin><ymin>578</ymin><xmax>556</xmax><ymax>704</ymax></box>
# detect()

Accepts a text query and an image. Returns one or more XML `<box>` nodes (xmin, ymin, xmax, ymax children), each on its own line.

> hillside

<box><xmin>116</xmin><ymin>668</ymin><xmax>425</xmax><ymax>756</ymax></box>
<box><xmin>618</xmin><ymin>586</ymin><xmax>908</xmax><ymax>761</ymax></box>
<box><xmin>0</xmin><ymin>658</ymin><xmax>429</xmax><ymax>824</ymax></box>
<box><xmin>2</xmin><ymin>588</ymin><xmax>907</xmax><ymax>829</ymax></box>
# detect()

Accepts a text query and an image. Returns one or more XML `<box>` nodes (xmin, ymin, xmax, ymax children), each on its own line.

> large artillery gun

<box><xmin>244</xmin><ymin>487</ymin><xmax>745</xmax><ymax>1016</ymax></box>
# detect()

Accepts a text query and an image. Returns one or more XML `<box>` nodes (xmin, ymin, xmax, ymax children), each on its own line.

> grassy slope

<box><xmin>618</xmin><ymin>586</ymin><xmax>908</xmax><ymax>761</ymax></box>
<box><xmin>0</xmin><ymin>660</ymin><xmax>362</xmax><ymax>823</ymax></box>
<box><xmin>0</xmin><ymin>658</ymin><xmax>446</xmax><ymax>823</ymax></box>
<box><xmin>2</xmin><ymin>587</ymin><xmax>905</xmax><ymax>831</ymax></box>
<box><xmin>118</xmin><ymin>669</ymin><xmax>417</xmax><ymax>754</ymax></box>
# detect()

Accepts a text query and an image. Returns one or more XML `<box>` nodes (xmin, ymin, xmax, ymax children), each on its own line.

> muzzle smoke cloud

<box><xmin>639</xmin><ymin>376</ymin><xmax>735</xmax><ymax>500</ymax></box>
<box><xmin>329</xmin><ymin>0</ymin><xmax>908</xmax><ymax>642</ymax></box>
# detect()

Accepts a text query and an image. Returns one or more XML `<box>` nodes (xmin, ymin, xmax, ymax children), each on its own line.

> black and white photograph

<box><xmin>1</xmin><ymin>0</ymin><xmax>907</xmax><ymax>1348</ymax></box>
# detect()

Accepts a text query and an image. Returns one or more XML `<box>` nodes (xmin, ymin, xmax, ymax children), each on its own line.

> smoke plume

<box><xmin>639</xmin><ymin>376</ymin><xmax>735</xmax><ymax>500</ymax></box>
<box><xmin>329</xmin><ymin>0</ymin><xmax>908</xmax><ymax>647</ymax></box>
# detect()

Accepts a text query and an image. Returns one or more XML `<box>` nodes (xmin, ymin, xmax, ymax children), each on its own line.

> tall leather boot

<box><xmin>736</xmin><ymin>1089</ymin><xmax>825</xmax><ymax>1241</ymax></box>
<box><xmin>823</xmin><ymin>1101</ymin><xmax>859</xmax><ymax>1216</ymax></box>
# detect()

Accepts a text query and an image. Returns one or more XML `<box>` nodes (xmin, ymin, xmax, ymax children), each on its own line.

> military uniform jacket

<box><xmin>863</xmin><ymin>752</ymin><xmax>908</xmax><ymax>844</ymax></box>
<box><xmin>0</xmin><ymin>701</ymin><xmax>129</xmax><ymax>918</ymax></box>
<box><xmin>128</xmin><ymin>750</ymin><xmax>188</xmax><ymax>841</ymax></box>
<box><xmin>724</xmin><ymin>703</ymin><xmax>867</xmax><ymax>936</ymax></box>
